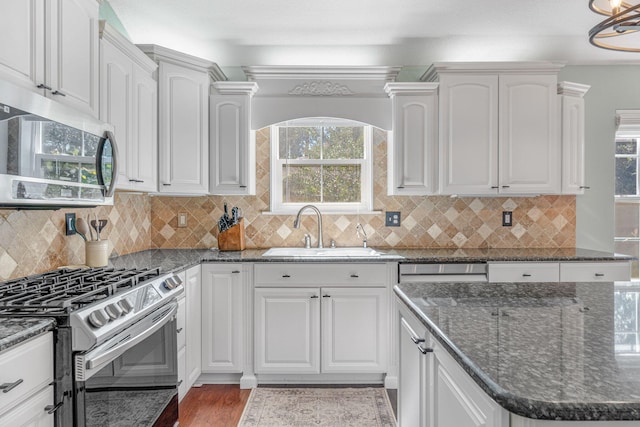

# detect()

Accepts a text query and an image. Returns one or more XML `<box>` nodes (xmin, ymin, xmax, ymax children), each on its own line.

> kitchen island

<box><xmin>395</xmin><ymin>280</ymin><xmax>640</xmax><ymax>424</ymax></box>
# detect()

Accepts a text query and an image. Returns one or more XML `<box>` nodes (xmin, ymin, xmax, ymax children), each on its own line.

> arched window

<box><xmin>270</xmin><ymin>117</ymin><xmax>373</xmax><ymax>213</ymax></box>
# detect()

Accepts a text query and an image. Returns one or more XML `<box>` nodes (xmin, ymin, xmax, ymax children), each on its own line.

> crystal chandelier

<box><xmin>589</xmin><ymin>0</ymin><xmax>640</xmax><ymax>51</ymax></box>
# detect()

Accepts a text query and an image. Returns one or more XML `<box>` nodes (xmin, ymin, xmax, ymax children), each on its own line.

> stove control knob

<box><xmin>163</xmin><ymin>275</ymin><xmax>183</xmax><ymax>290</ymax></box>
<box><xmin>118</xmin><ymin>299</ymin><xmax>134</xmax><ymax>314</ymax></box>
<box><xmin>105</xmin><ymin>303</ymin><xmax>123</xmax><ymax>320</ymax></box>
<box><xmin>87</xmin><ymin>309</ymin><xmax>109</xmax><ymax>328</ymax></box>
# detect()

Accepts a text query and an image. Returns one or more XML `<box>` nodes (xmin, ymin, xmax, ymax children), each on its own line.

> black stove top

<box><xmin>0</xmin><ymin>267</ymin><xmax>162</xmax><ymax>315</ymax></box>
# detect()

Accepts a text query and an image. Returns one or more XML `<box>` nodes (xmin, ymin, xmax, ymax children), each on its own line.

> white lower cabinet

<box><xmin>176</xmin><ymin>265</ymin><xmax>202</xmax><ymax>401</ymax></box>
<box><xmin>398</xmin><ymin>303</ymin><xmax>508</xmax><ymax>427</ymax></box>
<box><xmin>201</xmin><ymin>263</ymin><xmax>243</xmax><ymax>373</ymax></box>
<box><xmin>254</xmin><ymin>287</ymin><xmax>320</xmax><ymax>374</ymax></box>
<box><xmin>254</xmin><ymin>271</ymin><xmax>388</xmax><ymax>375</ymax></box>
<box><xmin>0</xmin><ymin>333</ymin><xmax>54</xmax><ymax>427</ymax></box>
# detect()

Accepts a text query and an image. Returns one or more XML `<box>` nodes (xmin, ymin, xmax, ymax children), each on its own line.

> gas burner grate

<box><xmin>0</xmin><ymin>267</ymin><xmax>162</xmax><ymax>315</ymax></box>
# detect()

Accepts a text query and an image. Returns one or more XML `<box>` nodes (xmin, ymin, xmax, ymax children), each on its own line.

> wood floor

<box><xmin>178</xmin><ymin>385</ymin><xmax>397</xmax><ymax>426</ymax></box>
<box><xmin>179</xmin><ymin>385</ymin><xmax>251</xmax><ymax>426</ymax></box>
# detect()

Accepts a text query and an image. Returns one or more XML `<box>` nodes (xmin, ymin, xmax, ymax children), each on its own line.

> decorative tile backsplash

<box><xmin>150</xmin><ymin>127</ymin><xmax>576</xmax><ymax>251</ymax></box>
<box><xmin>0</xmin><ymin>127</ymin><xmax>576</xmax><ymax>281</ymax></box>
<box><xmin>0</xmin><ymin>193</ymin><xmax>151</xmax><ymax>281</ymax></box>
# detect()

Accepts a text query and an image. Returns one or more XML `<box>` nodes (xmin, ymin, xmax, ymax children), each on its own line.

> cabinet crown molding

<box><xmin>212</xmin><ymin>81</ymin><xmax>259</xmax><ymax>96</ymax></box>
<box><xmin>242</xmin><ymin>65</ymin><xmax>401</xmax><ymax>81</ymax></box>
<box><xmin>421</xmin><ymin>61</ymin><xmax>566</xmax><ymax>82</ymax></box>
<box><xmin>557</xmin><ymin>81</ymin><xmax>591</xmax><ymax>97</ymax></box>
<box><xmin>100</xmin><ymin>22</ymin><xmax>157</xmax><ymax>74</ymax></box>
<box><xmin>384</xmin><ymin>82</ymin><xmax>439</xmax><ymax>97</ymax></box>
<box><xmin>138</xmin><ymin>44</ymin><xmax>227</xmax><ymax>81</ymax></box>
<box><xmin>616</xmin><ymin>110</ymin><xmax>640</xmax><ymax>136</ymax></box>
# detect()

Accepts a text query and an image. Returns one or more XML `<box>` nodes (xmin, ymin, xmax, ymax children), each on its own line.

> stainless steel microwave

<box><xmin>0</xmin><ymin>79</ymin><xmax>118</xmax><ymax>209</ymax></box>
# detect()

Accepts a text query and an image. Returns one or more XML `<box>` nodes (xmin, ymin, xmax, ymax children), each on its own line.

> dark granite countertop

<box><xmin>395</xmin><ymin>280</ymin><xmax>640</xmax><ymax>421</ymax></box>
<box><xmin>104</xmin><ymin>247</ymin><xmax>630</xmax><ymax>272</ymax></box>
<box><xmin>0</xmin><ymin>317</ymin><xmax>55</xmax><ymax>353</ymax></box>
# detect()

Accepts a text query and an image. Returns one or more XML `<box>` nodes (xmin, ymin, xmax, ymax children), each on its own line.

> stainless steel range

<box><xmin>0</xmin><ymin>267</ymin><xmax>184</xmax><ymax>427</ymax></box>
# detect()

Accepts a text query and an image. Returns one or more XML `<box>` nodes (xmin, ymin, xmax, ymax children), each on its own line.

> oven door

<box><xmin>74</xmin><ymin>301</ymin><xmax>179</xmax><ymax>427</ymax></box>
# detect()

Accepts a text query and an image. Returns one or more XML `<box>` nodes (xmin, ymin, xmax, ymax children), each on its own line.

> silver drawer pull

<box><xmin>411</xmin><ymin>336</ymin><xmax>425</xmax><ymax>345</ymax></box>
<box><xmin>0</xmin><ymin>379</ymin><xmax>23</xmax><ymax>393</ymax></box>
<box><xmin>580</xmin><ymin>186</ymin><xmax>591</xmax><ymax>189</ymax></box>
<box><xmin>177</xmin><ymin>328</ymin><xmax>183</xmax><ymax>333</ymax></box>
<box><xmin>51</xmin><ymin>90</ymin><xmax>66</xmax><ymax>96</ymax></box>
<box><xmin>44</xmin><ymin>402</ymin><xmax>63</xmax><ymax>414</ymax></box>
<box><xmin>310</xmin><ymin>295</ymin><xmax>319</xmax><ymax>299</ymax></box>
<box><xmin>178</xmin><ymin>380</ymin><xmax>183</xmax><ymax>386</ymax></box>
<box><xmin>350</xmin><ymin>274</ymin><xmax>359</xmax><ymax>278</ymax></box>
<box><xmin>36</xmin><ymin>83</ymin><xmax>52</xmax><ymax>90</ymax></box>
<box><xmin>322</xmin><ymin>294</ymin><xmax>331</xmax><ymax>298</ymax></box>
<box><xmin>522</xmin><ymin>273</ymin><xmax>532</xmax><ymax>277</ymax></box>
<box><xmin>595</xmin><ymin>273</ymin><xmax>605</xmax><ymax>277</ymax></box>
<box><xmin>282</xmin><ymin>274</ymin><xmax>291</xmax><ymax>278</ymax></box>
<box><xmin>232</xmin><ymin>270</ymin><xmax>240</xmax><ymax>274</ymax></box>
<box><xmin>418</xmin><ymin>346</ymin><xmax>434</xmax><ymax>355</ymax></box>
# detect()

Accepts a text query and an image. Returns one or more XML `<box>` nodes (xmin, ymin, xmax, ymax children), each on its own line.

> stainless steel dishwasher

<box><xmin>399</xmin><ymin>263</ymin><xmax>488</xmax><ymax>282</ymax></box>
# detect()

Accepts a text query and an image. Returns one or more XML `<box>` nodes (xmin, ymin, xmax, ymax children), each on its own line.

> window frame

<box><xmin>269</xmin><ymin>118</ymin><xmax>373</xmax><ymax>214</ymax></box>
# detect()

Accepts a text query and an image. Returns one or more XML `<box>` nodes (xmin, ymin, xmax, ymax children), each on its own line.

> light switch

<box><xmin>502</xmin><ymin>211</ymin><xmax>512</xmax><ymax>227</ymax></box>
<box><xmin>178</xmin><ymin>213</ymin><xmax>187</xmax><ymax>228</ymax></box>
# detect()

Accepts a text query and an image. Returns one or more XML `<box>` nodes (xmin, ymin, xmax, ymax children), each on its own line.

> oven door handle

<box><xmin>84</xmin><ymin>302</ymin><xmax>177</xmax><ymax>372</ymax></box>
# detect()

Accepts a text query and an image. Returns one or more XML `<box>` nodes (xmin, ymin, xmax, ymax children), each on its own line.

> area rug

<box><xmin>237</xmin><ymin>387</ymin><xmax>396</xmax><ymax>427</ymax></box>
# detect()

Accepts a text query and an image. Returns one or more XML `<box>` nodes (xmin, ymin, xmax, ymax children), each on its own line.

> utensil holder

<box><xmin>85</xmin><ymin>240</ymin><xmax>109</xmax><ymax>267</ymax></box>
<box><xmin>218</xmin><ymin>218</ymin><xmax>246</xmax><ymax>251</ymax></box>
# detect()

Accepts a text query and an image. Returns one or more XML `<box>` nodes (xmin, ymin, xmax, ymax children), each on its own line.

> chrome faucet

<box><xmin>356</xmin><ymin>223</ymin><xmax>368</xmax><ymax>248</ymax></box>
<box><xmin>294</xmin><ymin>204</ymin><xmax>323</xmax><ymax>248</ymax></box>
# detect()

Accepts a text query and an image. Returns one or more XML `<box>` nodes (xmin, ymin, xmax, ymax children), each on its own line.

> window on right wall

<box><xmin>614</xmin><ymin>113</ymin><xmax>640</xmax><ymax>279</ymax></box>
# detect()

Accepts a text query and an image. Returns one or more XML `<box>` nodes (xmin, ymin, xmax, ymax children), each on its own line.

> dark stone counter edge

<box><xmin>393</xmin><ymin>285</ymin><xmax>640</xmax><ymax>422</ymax></box>
<box><xmin>0</xmin><ymin>318</ymin><xmax>56</xmax><ymax>353</ymax></box>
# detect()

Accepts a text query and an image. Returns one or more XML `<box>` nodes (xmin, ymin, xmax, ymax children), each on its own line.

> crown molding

<box><xmin>616</xmin><ymin>110</ymin><xmax>640</xmax><ymax>136</ymax></box>
<box><xmin>384</xmin><ymin>82</ymin><xmax>439</xmax><ymax>97</ymax></box>
<box><xmin>99</xmin><ymin>22</ymin><xmax>158</xmax><ymax>74</ymax></box>
<box><xmin>557</xmin><ymin>81</ymin><xmax>591</xmax><ymax>97</ymax></box>
<box><xmin>212</xmin><ymin>81</ymin><xmax>259</xmax><ymax>96</ymax></box>
<box><xmin>137</xmin><ymin>44</ymin><xmax>227</xmax><ymax>81</ymax></box>
<box><xmin>242</xmin><ymin>66</ymin><xmax>402</xmax><ymax>81</ymax></box>
<box><xmin>421</xmin><ymin>61</ymin><xmax>566</xmax><ymax>81</ymax></box>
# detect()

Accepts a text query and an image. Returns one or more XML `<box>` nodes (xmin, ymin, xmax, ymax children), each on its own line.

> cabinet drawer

<box><xmin>560</xmin><ymin>262</ymin><xmax>630</xmax><ymax>282</ymax></box>
<box><xmin>488</xmin><ymin>262</ymin><xmax>559</xmax><ymax>282</ymax></box>
<box><xmin>254</xmin><ymin>263</ymin><xmax>387</xmax><ymax>287</ymax></box>
<box><xmin>0</xmin><ymin>333</ymin><xmax>53</xmax><ymax>417</ymax></box>
<box><xmin>0</xmin><ymin>385</ymin><xmax>54</xmax><ymax>427</ymax></box>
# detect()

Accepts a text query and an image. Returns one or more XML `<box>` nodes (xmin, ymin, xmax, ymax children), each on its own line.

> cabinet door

<box><xmin>177</xmin><ymin>346</ymin><xmax>187</xmax><ymax>402</ymax></box>
<box><xmin>0</xmin><ymin>0</ymin><xmax>43</xmax><ymax>93</ymax></box>
<box><xmin>498</xmin><ymin>74</ymin><xmax>559</xmax><ymax>194</ymax></box>
<box><xmin>560</xmin><ymin>94</ymin><xmax>586</xmax><ymax>194</ymax></box>
<box><xmin>321</xmin><ymin>287</ymin><xmax>387</xmax><ymax>373</ymax></box>
<box><xmin>201</xmin><ymin>264</ymin><xmax>242</xmax><ymax>374</ymax></box>
<box><xmin>158</xmin><ymin>61</ymin><xmax>209</xmax><ymax>194</ymax></box>
<box><xmin>439</xmin><ymin>74</ymin><xmax>499</xmax><ymax>195</ymax></box>
<box><xmin>398</xmin><ymin>314</ymin><xmax>430</xmax><ymax>427</ymax></box>
<box><xmin>210</xmin><ymin>95</ymin><xmax>255</xmax><ymax>195</ymax></box>
<box><xmin>100</xmin><ymin>37</ymin><xmax>134</xmax><ymax>190</ymax></box>
<box><xmin>132</xmin><ymin>67</ymin><xmax>158</xmax><ymax>192</ymax></box>
<box><xmin>254</xmin><ymin>287</ymin><xmax>320</xmax><ymax>374</ymax></box>
<box><xmin>185</xmin><ymin>266</ymin><xmax>202</xmax><ymax>385</ymax></box>
<box><xmin>47</xmin><ymin>0</ymin><xmax>99</xmax><ymax>116</ymax></box>
<box><xmin>388</xmin><ymin>92</ymin><xmax>438</xmax><ymax>195</ymax></box>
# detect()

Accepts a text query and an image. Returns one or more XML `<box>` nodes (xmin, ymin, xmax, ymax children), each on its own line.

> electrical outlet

<box><xmin>502</xmin><ymin>211</ymin><xmax>512</xmax><ymax>227</ymax></box>
<box><xmin>178</xmin><ymin>213</ymin><xmax>188</xmax><ymax>228</ymax></box>
<box><xmin>65</xmin><ymin>213</ymin><xmax>76</xmax><ymax>235</ymax></box>
<box><xmin>385</xmin><ymin>211</ymin><xmax>401</xmax><ymax>227</ymax></box>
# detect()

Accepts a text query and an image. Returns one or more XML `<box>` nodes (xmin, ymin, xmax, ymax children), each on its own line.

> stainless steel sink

<box><xmin>262</xmin><ymin>247</ymin><xmax>402</xmax><ymax>258</ymax></box>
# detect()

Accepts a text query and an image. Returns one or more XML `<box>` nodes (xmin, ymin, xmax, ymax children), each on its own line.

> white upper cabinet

<box><xmin>0</xmin><ymin>0</ymin><xmax>99</xmax><ymax>116</ymax></box>
<box><xmin>140</xmin><ymin>45</ymin><xmax>226</xmax><ymax>195</ymax></box>
<box><xmin>427</xmin><ymin>63</ymin><xmax>563</xmax><ymax>195</ymax></box>
<box><xmin>384</xmin><ymin>83</ymin><xmax>439</xmax><ymax>195</ymax></box>
<box><xmin>100</xmin><ymin>24</ymin><xmax>158</xmax><ymax>192</ymax></box>
<box><xmin>210</xmin><ymin>82</ymin><xmax>259</xmax><ymax>195</ymax></box>
<box><xmin>558</xmin><ymin>82</ymin><xmax>590</xmax><ymax>195</ymax></box>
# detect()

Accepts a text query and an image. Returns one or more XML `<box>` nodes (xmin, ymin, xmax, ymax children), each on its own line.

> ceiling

<box><xmin>107</xmin><ymin>0</ymin><xmax>640</xmax><ymax>76</ymax></box>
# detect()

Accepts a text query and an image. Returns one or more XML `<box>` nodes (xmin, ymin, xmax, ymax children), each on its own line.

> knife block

<box><xmin>217</xmin><ymin>218</ymin><xmax>246</xmax><ymax>251</ymax></box>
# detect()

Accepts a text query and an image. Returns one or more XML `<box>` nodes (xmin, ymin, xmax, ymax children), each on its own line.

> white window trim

<box><xmin>269</xmin><ymin>121</ymin><xmax>374</xmax><ymax>215</ymax></box>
